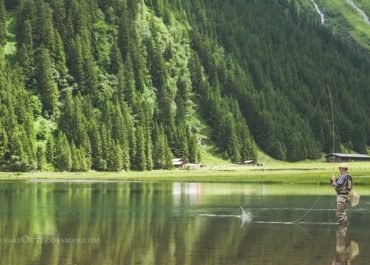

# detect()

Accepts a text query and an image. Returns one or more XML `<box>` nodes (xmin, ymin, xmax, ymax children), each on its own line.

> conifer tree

<box><xmin>35</xmin><ymin>47</ymin><xmax>59</xmax><ymax>116</ymax></box>
<box><xmin>45</xmin><ymin>136</ymin><xmax>55</xmax><ymax>165</ymax></box>
<box><xmin>109</xmin><ymin>41</ymin><xmax>123</xmax><ymax>74</ymax></box>
<box><xmin>17</xmin><ymin>19</ymin><xmax>34</xmax><ymax>81</ymax></box>
<box><xmin>89</xmin><ymin>120</ymin><xmax>105</xmax><ymax>170</ymax></box>
<box><xmin>0</xmin><ymin>0</ymin><xmax>6</xmax><ymax>46</ymax></box>
<box><xmin>54</xmin><ymin>132</ymin><xmax>72</xmax><ymax>171</ymax></box>
<box><xmin>36</xmin><ymin>144</ymin><xmax>46</xmax><ymax>170</ymax></box>
<box><xmin>353</xmin><ymin>124</ymin><xmax>367</xmax><ymax>154</ymax></box>
<box><xmin>68</xmin><ymin>35</ymin><xmax>84</xmax><ymax>88</ymax></box>
<box><xmin>53</xmin><ymin>30</ymin><xmax>67</xmax><ymax>76</ymax></box>
<box><xmin>118</xmin><ymin>9</ymin><xmax>130</xmax><ymax>59</ymax></box>
<box><xmin>35</xmin><ymin>1</ymin><xmax>56</xmax><ymax>52</ymax></box>
<box><xmin>188</xmin><ymin>133</ymin><xmax>199</xmax><ymax>164</ymax></box>
<box><xmin>107</xmin><ymin>141</ymin><xmax>123</xmax><ymax>171</ymax></box>
<box><xmin>0</xmin><ymin>122</ymin><xmax>8</xmax><ymax>163</ymax></box>
<box><xmin>70</xmin><ymin>141</ymin><xmax>81</xmax><ymax>171</ymax></box>
<box><xmin>124</xmin><ymin>54</ymin><xmax>137</xmax><ymax>106</ymax></box>
<box><xmin>135</xmin><ymin>126</ymin><xmax>146</xmax><ymax>171</ymax></box>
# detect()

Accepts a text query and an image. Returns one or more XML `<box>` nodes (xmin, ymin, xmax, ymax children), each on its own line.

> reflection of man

<box><xmin>331</xmin><ymin>226</ymin><xmax>359</xmax><ymax>265</ymax></box>
<box><xmin>331</xmin><ymin>163</ymin><xmax>352</xmax><ymax>226</ymax></box>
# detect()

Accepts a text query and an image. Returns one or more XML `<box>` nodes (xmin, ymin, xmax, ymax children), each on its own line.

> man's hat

<box><xmin>339</xmin><ymin>163</ymin><xmax>349</xmax><ymax>169</ymax></box>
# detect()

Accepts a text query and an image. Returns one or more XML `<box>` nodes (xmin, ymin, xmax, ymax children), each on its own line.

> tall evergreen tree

<box><xmin>54</xmin><ymin>132</ymin><xmax>72</xmax><ymax>171</ymax></box>
<box><xmin>0</xmin><ymin>0</ymin><xmax>6</xmax><ymax>46</ymax></box>
<box><xmin>135</xmin><ymin>126</ymin><xmax>146</xmax><ymax>171</ymax></box>
<box><xmin>35</xmin><ymin>47</ymin><xmax>59</xmax><ymax>117</ymax></box>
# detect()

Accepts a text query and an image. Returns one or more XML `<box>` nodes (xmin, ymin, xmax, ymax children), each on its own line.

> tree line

<box><xmin>0</xmin><ymin>0</ymin><xmax>369</xmax><ymax>172</ymax></box>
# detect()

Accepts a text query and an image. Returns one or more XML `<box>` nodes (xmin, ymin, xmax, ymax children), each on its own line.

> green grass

<box><xmin>355</xmin><ymin>0</ymin><xmax>370</xmax><ymax>17</ymax></box>
<box><xmin>4</xmin><ymin>11</ymin><xmax>16</xmax><ymax>56</ymax></box>
<box><xmin>316</xmin><ymin>0</ymin><xmax>370</xmax><ymax>50</ymax></box>
<box><xmin>299</xmin><ymin>0</ymin><xmax>370</xmax><ymax>50</ymax></box>
<box><xmin>2</xmin><ymin>161</ymin><xmax>370</xmax><ymax>185</ymax></box>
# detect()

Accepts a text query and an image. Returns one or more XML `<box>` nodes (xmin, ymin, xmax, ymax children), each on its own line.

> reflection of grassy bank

<box><xmin>1</xmin><ymin>161</ymin><xmax>370</xmax><ymax>185</ymax></box>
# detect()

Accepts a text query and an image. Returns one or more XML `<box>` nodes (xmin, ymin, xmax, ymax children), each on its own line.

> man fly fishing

<box><xmin>331</xmin><ymin>163</ymin><xmax>352</xmax><ymax>227</ymax></box>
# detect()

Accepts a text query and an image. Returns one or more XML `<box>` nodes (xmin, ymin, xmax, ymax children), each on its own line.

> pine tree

<box><xmin>153</xmin><ymin>124</ymin><xmax>173</xmax><ymax>169</ymax></box>
<box><xmin>81</xmin><ymin>31</ymin><xmax>98</xmax><ymax>95</ymax></box>
<box><xmin>17</xmin><ymin>19</ymin><xmax>34</xmax><ymax>81</ymax></box>
<box><xmin>0</xmin><ymin>122</ymin><xmax>8</xmax><ymax>163</ymax></box>
<box><xmin>188</xmin><ymin>133</ymin><xmax>199</xmax><ymax>163</ymax></box>
<box><xmin>35</xmin><ymin>47</ymin><xmax>59</xmax><ymax>117</ymax></box>
<box><xmin>107</xmin><ymin>141</ymin><xmax>123</xmax><ymax>171</ymax></box>
<box><xmin>352</xmin><ymin>124</ymin><xmax>367</xmax><ymax>154</ymax></box>
<box><xmin>53</xmin><ymin>30</ymin><xmax>67</xmax><ymax>76</ymax></box>
<box><xmin>36</xmin><ymin>144</ymin><xmax>46</xmax><ymax>170</ymax></box>
<box><xmin>109</xmin><ymin>41</ymin><xmax>123</xmax><ymax>74</ymax></box>
<box><xmin>124</xmin><ymin>54</ymin><xmax>137</xmax><ymax>106</ymax></box>
<box><xmin>135</xmin><ymin>126</ymin><xmax>146</xmax><ymax>170</ymax></box>
<box><xmin>7</xmin><ymin>128</ymin><xmax>31</xmax><ymax>171</ymax></box>
<box><xmin>117</xmin><ymin>9</ymin><xmax>130</xmax><ymax>60</ymax></box>
<box><xmin>45</xmin><ymin>136</ymin><xmax>55</xmax><ymax>165</ymax></box>
<box><xmin>121</xmin><ymin>103</ymin><xmax>131</xmax><ymax>171</ymax></box>
<box><xmin>35</xmin><ymin>1</ymin><xmax>56</xmax><ymax>51</ymax></box>
<box><xmin>49</xmin><ymin>0</ymin><xmax>66</xmax><ymax>37</ymax></box>
<box><xmin>68</xmin><ymin>35</ymin><xmax>84</xmax><ymax>89</ymax></box>
<box><xmin>54</xmin><ymin>132</ymin><xmax>72</xmax><ymax>171</ymax></box>
<box><xmin>70</xmin><ymin>141</ymin><xmax>80</xmax><ymax>171</ymax></box>
<box><xmin>89</xmin><ymin>120</ymin><xmax>105</xmax><ymax>170</ymax></box>
<box><xmin>0</xmin><ymin>0</ymin><xmax>6</xmax><ymax>46</ymax></box>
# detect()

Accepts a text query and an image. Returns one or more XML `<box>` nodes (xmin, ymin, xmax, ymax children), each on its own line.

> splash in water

<box><xmin>240</xmin><ymin>207</ymin><xmax>253</xmax><ymax>225</ymax></box>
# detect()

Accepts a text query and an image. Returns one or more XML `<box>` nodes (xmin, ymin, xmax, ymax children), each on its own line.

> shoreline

<box><xmin>1</xmin><ymin>161</ymin><xmax>370</xmax><ymax>185</ymax></box>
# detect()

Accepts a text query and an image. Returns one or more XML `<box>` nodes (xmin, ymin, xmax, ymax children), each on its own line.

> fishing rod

<box><xmin>238</xmin><ymin>86</ymin><xmax>340</xmax><ymax>224</ymax></box>
<box><xmin>288</xmin><ymin>85</ymin><xmax>335</xmax><ymax>224</ymax></box>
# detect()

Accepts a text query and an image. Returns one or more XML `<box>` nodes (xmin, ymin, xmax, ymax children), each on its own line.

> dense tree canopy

<box><xmin>0</xmin><ymin>0</ymin><xmax>369</xmax><ymax>171</ymax></box>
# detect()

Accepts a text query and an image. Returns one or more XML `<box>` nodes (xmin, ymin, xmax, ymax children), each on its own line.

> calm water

<box><xmin>0</xmin><ymin>181</ymin><xmax>369</xmax><ymax>265</ymax></box>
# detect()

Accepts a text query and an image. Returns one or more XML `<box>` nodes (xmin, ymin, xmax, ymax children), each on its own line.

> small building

<box><xmin>172</xmin><ymin>158</ymin><xmax>187</xmax><ymax>168</ymax></box>
<box><xmin>325</xmin><ymin>153</ymin><xmax>370</xmax><ymax>162</ymax></box>
<box><xmin>242</xmin><ymin>160</ymin><xmax>257</xmax><ymax>166</ymax></box>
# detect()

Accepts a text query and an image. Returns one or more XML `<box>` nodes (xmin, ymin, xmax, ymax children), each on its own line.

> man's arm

<box><xmin>331</xmin><ymin>175</ymin><xmax>338</xmax><ymax>186</ymax></box>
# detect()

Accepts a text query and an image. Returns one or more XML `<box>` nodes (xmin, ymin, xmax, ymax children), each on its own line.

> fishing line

<box><xmin>289</xmin><ymin>85</ymin><xmax>335</xmax><ymax>224</ymax></box>
<box><xmin>239</xmin><ymin>86</ymin><xmax>336</xmax><ymax>224</ymax></box>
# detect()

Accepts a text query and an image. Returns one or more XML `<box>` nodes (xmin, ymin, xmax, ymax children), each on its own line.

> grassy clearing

<box><xmin>316</xmin><ymin>0</ymin><xmax>370</xmax><ymax>49</ymax></box>
<box><xmin>4</xmin><ymin>11</ymin><xmax>16</xmax><ymax>56</ymax></box>
<box><xmin>355</xmin><ymin>0</ymin><xmax>370</xmax><ymax>17</ymax></box>
<box><xmin>1</xmin><ymin>161</ymin><xmax>370</xmax><ymax>185</ymax></box>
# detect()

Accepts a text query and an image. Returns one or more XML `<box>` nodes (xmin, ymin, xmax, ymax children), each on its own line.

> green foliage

<box><xmin>0</xmin><ymin>0</ymin><xmax>6</xmax><ymax>46</ymax></box>
<box><xmin>54</xmin><ymin>132</ymin><xmax>72</xmax><ymax>171</ymax></box>
<box><xmin>0</xmin><ymin>0</ymin><xmax>369</xmax><ymax>173</ymax></box>
<box><xmin>0</xmin><ymin>65</ymin><xmax>36</xmax><ymax>171</ymax></box>
<box><xmin>35</xmin><ymin>47</ymin><xmax>59</xmax><ymax>116</ymax></box>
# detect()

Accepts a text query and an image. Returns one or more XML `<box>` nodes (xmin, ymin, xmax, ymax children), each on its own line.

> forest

<box><xmin>0</xmin><ymin>0</ymin><xmax>369</xmax><ymax>172</ymax></box>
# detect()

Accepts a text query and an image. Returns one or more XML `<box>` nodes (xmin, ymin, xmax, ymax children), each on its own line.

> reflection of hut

<box><xmin>325</xmin><ymin>153</ymin><xmax>370</xmax><ymax>162</ymax></box>
<box><xmin>243</xmin><ymin>160</ymin><xmax>256</xmax><ymax>166</ymax></box>
<box><xmin>172</xmin><ymin>158</ymin><xmax>186</xmax><ymax>168</ymax></box>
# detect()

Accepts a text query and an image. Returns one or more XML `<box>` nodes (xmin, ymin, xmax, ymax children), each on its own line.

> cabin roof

<box><xmin>325</xmin><ymin>153</ymin><xmax>370</xmax><ymax>159</ymax></box>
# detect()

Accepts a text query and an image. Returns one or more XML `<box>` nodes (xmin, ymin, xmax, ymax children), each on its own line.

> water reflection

<box><xmin>0</xmin><ymin>181</ymin><xmax>368</xmax><ymax>265</ymax></box>
<box><xmin>332</xmin><ymin>226</ymin><xmax>359</xmax><ymax>265</ymax></box>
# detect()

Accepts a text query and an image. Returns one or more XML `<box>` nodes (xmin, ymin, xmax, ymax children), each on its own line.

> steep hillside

<box><xmin>0</xmin><ymin>0</ymin><xmax>369</xmax><ymax>172</ymax></box>
<box><xmin>299</xmin><ymin>0</ymin><xmax>370</xmax><ymax>51</ymax></box>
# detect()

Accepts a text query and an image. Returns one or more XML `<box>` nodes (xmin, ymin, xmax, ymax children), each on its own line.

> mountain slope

<box><xmin>299</xmin><ymin>0</ymin><xmax>370</xmax><ymax>52</ymax></box>
<box><xmin>0</xmin><ymin>0</ymin><xmax>369</xmax><ymax>172</ymax></box>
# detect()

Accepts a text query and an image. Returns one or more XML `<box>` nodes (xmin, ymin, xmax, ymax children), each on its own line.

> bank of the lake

<box><xmin>1</xmin><ymin>161</ymin><xmax>370</xmax><ymax>185</ymax></box>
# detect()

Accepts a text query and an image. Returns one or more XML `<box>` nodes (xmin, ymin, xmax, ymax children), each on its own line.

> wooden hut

<box><xmin>325</xmin><ymin>153</ymin><xmax>370</xmax><ymax>162</ymax></box>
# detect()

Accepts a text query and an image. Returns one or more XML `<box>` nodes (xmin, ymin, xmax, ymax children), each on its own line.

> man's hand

<box><xmin>331</xmin><ymin>175</ymin><xmax>337</xmax><ymax>182</ymax></box>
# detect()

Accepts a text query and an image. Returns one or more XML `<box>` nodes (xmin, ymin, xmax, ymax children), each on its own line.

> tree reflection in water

<box><xmin>0</xmin><ymin>181</ymin><xmax>368</xmax><ymax>265</ymax></box>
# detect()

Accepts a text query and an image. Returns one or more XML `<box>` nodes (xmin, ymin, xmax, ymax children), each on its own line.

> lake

<box><xmin>0</xmin><ymin>181</ymin><xmax>369</xmax><ymax>265</ymax></box>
